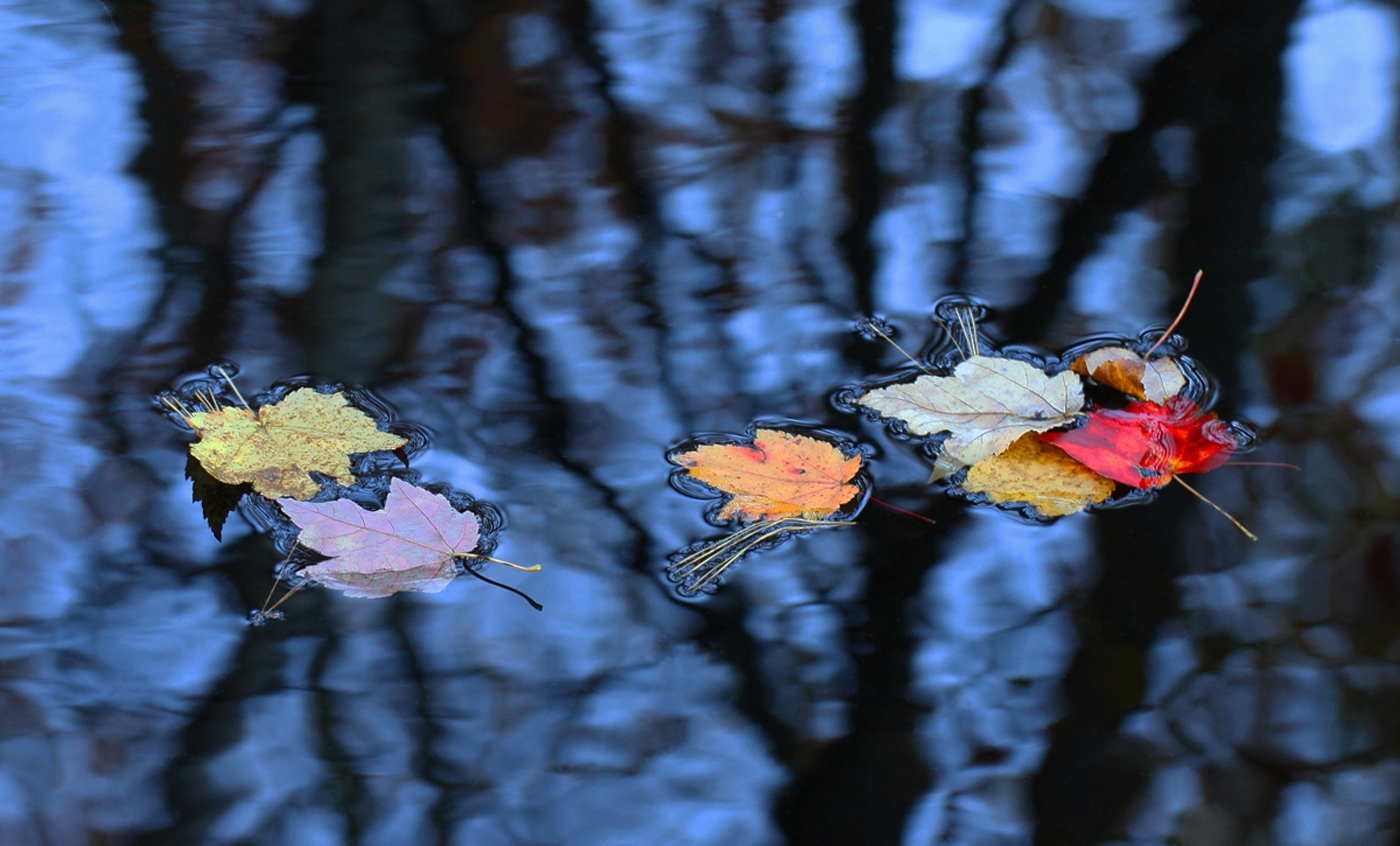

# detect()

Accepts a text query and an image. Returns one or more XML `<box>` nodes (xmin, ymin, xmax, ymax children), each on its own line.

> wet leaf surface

<box><xmin>671</xmin><ymin>428</ymin><xmax>863</xmax><ymax>522</ymax></box>
<box><xmin>186</xmin><ymin>388</ymin><xmax>407</xmax><ymax>500</ymax></box>
<box><xmin>1071</xmin><ymin>345</ymin><xmax>1187</xmax><ymax>402</ymax></box>
<box><xmin>1039</xmin><ymin>397</ymin><xmax>1237</xmax><ymax>488</ymax></box>
<box><xmin>666</xmin><ymin>427</ymin><xmax>864</xmax><ymax>595</ymax></box>
<box><xmin>280</xmin><ymin>477</ymin><xmax>480</xmax><ymax>598</ymax></box>
<box><xmin>857</xmin><ymin>356</ymin><xmax>1085</xmax><ymax>474</ymax></box>
<box><xmin>961</xmin><ymin>433</ymin><xmax>1115</xmax><ymax>517</ymax></box>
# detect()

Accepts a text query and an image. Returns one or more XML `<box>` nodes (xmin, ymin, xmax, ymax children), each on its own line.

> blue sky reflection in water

<box><xmin>0</xmin><ymin>0</ymin><xmax>1398</xmax><ymax>844</ymax></box>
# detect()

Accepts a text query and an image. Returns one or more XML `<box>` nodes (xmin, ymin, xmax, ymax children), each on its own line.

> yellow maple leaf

<box><xmin>1072</xmin><ymin>346</ymin><xmax>1186</xmax><ymax>402</ymax></box>
<box><xmin>961</xmin><ymin>433</ymin><xmax>1114</xmax><ymax>517</ymax></box>
<box><xmin>186</xmin><ymin>388</ymin><xmax>407</xmax><ymax>500</ymax></box>
<box><xmin>671</xmin><ymin>429</ymin><xmax>862</xmax><ymax>522</ymax></box>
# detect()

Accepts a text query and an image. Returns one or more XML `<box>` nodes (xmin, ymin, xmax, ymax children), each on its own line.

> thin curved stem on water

<box><xmin>1173</xmin><ymin>474</ymin><xmax>1257</xmax><ymax>541</ymax></box>
<box><xmin>868</xmin><ymin>496</ymin><xmax>937</xmax><ymax>526</ymax></box>
<box><xmin>455</xmin><ymin>552</ymin><xmax>542</xmax><ymax>571</ymax></box>
<box><xmin>259</xmin><ymin>544</ymin><xmax>300</xmax><ymax>613</ymax></box>
<box><xmin>160</xmin><ymin>395</ymin><xmax>195</xmax><ymax>426</ymax></box>
<box><xmin>667</xmin><ymin>517</ymin><xmax>856</xmax><ymax>594</ymax></box>
<box><xmin>1144</xmin><ymin>269</ymin><xmax>1203</xmax><ymax>360</ymax></box>
<box><xmin>189</xmin><ymin>386</ymin><xmax>217</xmax><ymax>413</ymax></box>
<box><xmin>214</xmin><ymin>365</ymin><xmax>252</xmax><ymax>410</ymax></box>
<box><xmin>954</xmin><ymin>306</ymin><xmax>980</xmax><ymax>358</ymax></box>
<box><xmin>667</xmin><ymin>521</ymin><xmax>773</xmax><ymax>580</ymax></box>
<box><xmin>462</xmin><ymin>569</ymin><xmax>543</xmax><ymax>610</ymax></box>
<box><xmin>259</xmin><ymin>579</ymin><xmax>307</xmax><ymax>619</ymax></box>
<box><xmin>862</xmin><ymin>320</ymin><xmax>936</xmax><ymax>377</ymax></box>
<box><xmin>1219</xmin><ymin>461</ymin><xmax>1301</xmax><ymax>470</ymax></box>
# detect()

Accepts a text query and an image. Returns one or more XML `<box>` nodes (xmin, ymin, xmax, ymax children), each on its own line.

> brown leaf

<box><xmin>1072</xmin><ymin>346</ymin><xmax>1185</xmax><ymax>402</ymax></box>
<box><xmin>962</xmin><ymin>433</ymin><xmax>1115</xmax><ymax>517</ymax></box>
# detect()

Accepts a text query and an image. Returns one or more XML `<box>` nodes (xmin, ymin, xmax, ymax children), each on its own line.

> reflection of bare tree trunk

<box><xmin>1028</xmin><ymin>3</ymin><xmax>1306</xmax><ymax>843</ymax></box>
<box><xmin>304</xmin><ymin>0</ymin><xmax>425</xmax><ymax>384</ymax></box>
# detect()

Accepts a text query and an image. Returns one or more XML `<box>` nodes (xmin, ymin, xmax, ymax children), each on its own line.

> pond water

<box><xmin>3</xmin><ymin>0</ymin><xmax>1399</xmax><ymax>844</ymax></box>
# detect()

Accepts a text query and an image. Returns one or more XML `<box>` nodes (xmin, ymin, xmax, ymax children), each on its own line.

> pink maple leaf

<box><xmin>278</xmin><ymin>477</ymin><xmax>480</xmax><ymax>598</ymax></box>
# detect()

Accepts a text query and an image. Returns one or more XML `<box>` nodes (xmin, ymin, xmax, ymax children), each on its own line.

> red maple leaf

<box><xmin>1038</xmin><ymin>396</ymin><xmax>1237</xmax><ymax>489</ymax></box>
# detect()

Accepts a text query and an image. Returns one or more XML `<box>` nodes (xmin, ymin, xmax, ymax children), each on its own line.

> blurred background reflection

<box><xmin>0</xmin><ymin>0</ymin><xmax>1397</xmax><ymax>843</ymax></box>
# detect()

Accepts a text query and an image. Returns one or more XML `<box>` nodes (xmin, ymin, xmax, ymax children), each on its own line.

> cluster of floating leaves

<box><xmin>156</xmin><ymin>364</ymin><xmax>540</xmax><ymax>623</ymax></box>
<box><xmin>665</xmin><ymin>275</ymin><xmax>1260</xmax><ymax>596</ymax></box>
<box><xmin>157</xmin><ymin>280</ymin><xmax>1258</xmax><ymax>604</ymax></box>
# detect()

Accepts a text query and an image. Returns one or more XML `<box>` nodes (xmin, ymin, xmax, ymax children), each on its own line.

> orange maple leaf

<box><xmin>671</xmin><ymin>429</ymin><xmax>862</xmax><ymax>522</ymax></box>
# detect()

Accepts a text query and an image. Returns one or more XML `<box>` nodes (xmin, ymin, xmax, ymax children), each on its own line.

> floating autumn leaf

<box><xmin>671</xmin><ymin>428</ymin><xmax>863</xmax><ymax>522</ymax></box>
<box><xmin>1072</xmin><ymin>346</ymin><xmax>1186</xmax><ymax>403</ymax></box>
<box><xmin>666</xmin><ymin>428</ymin><xmax>864</xmax><ymax>596</ymax></box>
<box><xmin>961</xmin><ymin>433</ymin><xmax>1115</xmax><ymax>517</ymax></box>
<box><xmin>1038</xmin><ymin>397</ymin><xmax>1236</xmax><ymax>489</ymax></box>
<box><xmin>1070</xmin><ymin>270</ymin><xmax>1202</xmax><ymax>402</ymax></box>
<box><xmin>277</xmin><ymin>477</ymin><xmax>538</xmax><ymax>599</ymax></box>
<box><xmin>183</xmin><ymin>388</ymin><xmax>407</xmax><ymax>500</ymax></box>
<box><xmin>1038</xmin><ymin>397</ymin><xmax>1258</xmax><ymax>539</ymax></box>
<box><xmin>856</xmin><ymin>355</ymin><xmax>1084</xmax><ymax>479</ymax></box>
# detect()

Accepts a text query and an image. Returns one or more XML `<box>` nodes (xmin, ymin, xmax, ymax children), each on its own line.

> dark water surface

<box><xmin>3</xmin><ymin>0</ymin><xmax>1399</xmax><ymax>843</ymax></box>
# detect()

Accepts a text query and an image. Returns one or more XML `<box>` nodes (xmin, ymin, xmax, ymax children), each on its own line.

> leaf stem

<box><xmin>214</xmin><ymin>365</ymin><xmax>253</xmax><ymax>410</ymax></box>
<box><xmin>258</xmin><ymin>544</ymin><xmax>302</xmax><ymax>618</ymax></box>
<box><xmin>462</xmin><ymin>569</ymin><xmax>543</xmax><ymax>610</ymax></box>
<box><xmin>868</xmin><ymin>496</ymin><xmax>937</xmax><ymax>525</ymax></box>
<box><xmin>259</xmin><ymin>579</ymin><xmax>307</xmax><ymax>618</ymax></box>
<box><xmin>668</xmin><ymin>521</ymin><xmax>773</xmax><ymax>581</ymax></box>
<box><xmin>455</xmin><ymin>552</ymin><xmax>543</xmax><ymax>572</ymax></box>
<box><xmin>160</xmin><ymin>395</ymin><xmax>195</xmax><ymax>427</ymax></box>
<box><xmin>1144</xmin><ymin>269</ymin><xmax>1202</xmax><ymax>360</ymax></box>
<box><xmin>196</xmin><ymin>387</ymin><xmax>221</xmax><ymax>412</ymax></box>
<box><xmin>861</xmin><ymin>319</ymin><xmax>936</xmax><ymax>376</ymax></box>
<box><xmin>667</xmin><ymin>518</ymin><xmax>855</xmax><ymax>594</ymax></box>
<box><xmin>955</xmin><ymin>306</ymin><xmax>980</xmax><ymax>358</ymax></box>
<box><xmin>1172</xmin><ymin>474</ymin><xmax>1257</xmax><ymax>541</ymax></box>
<box><xmin>1218</xmin><ymin>461</ymin><xmax>1301</xmax><ymax>470</ymax></box>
